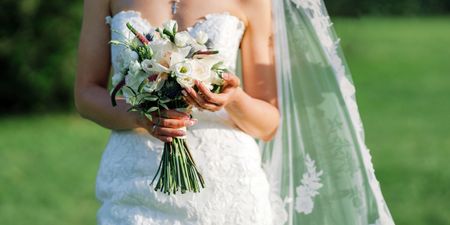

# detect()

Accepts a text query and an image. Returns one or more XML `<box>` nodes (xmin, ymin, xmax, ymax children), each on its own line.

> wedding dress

<box><xmin>96</xmin><ymin>11</ymin><xmax>282</xmax><ymax>225</ymax></box>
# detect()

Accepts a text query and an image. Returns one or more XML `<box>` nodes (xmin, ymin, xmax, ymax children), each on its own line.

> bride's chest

<box><xmin>109</xmin><ymin>0</ymin><xmax>244</xmax><ymax>29</ymax></box>
<box><xmin>108</xmin><ymin>11</ymin><xmax>245</xmax><ymax>45</ymax></box>
<box><xmin>107</xmin><ymin>10</ymin><xmax>246</xmax><ymax>72</ymax></box>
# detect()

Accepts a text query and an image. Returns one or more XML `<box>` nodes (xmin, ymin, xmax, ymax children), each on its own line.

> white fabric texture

<box><xmin>96</xmin><ymin>11</ymin><xmax>284</xmax><ymax>225</ymax></box>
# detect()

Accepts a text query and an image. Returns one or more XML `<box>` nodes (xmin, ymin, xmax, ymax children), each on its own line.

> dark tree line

<box><xmin>327</xmin><ymin>0</ymin><xmax>450</xmax><ymax>16</ymax></box>
<box><xmin>0</xmin><ymin>0</ymin><xmax>448</xmax><ymax>114</ymax></box>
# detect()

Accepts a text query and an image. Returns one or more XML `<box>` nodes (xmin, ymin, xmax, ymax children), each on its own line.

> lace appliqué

<box><xmin>294</xmin><ymin>154</ymin><xmax>323</xmax><ymax>215</ymax></box>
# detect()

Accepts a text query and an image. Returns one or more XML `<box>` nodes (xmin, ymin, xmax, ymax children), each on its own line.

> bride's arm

<box><xmin>75</xmin><ymin>0</ymin><xmax>193</xmax><ymax>142</ymax></box>
<box><xmin>184</xmin><ymin>0</ymin><xmax>279</xmax><ymax>141</ymax></box>
<box><xmin>227</xmin><ymin>0</ymin><xmax>279</xmax><ymax>141</ymax></box>
<box><xmin>75</xmin><ymin>0</ymin><xmax>137</xmax><ymax>130</ymax></box>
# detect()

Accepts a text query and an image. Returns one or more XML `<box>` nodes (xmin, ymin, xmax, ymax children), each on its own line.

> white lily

<box><xmin>117</xmin><ymin>48</ymin><xmax>139</xmax><ymax>71</ymax></box>
<box><xmin>195</xmin><ymin>31</ymin><xmax>209</xmax><ymax>45</ymax></box>
<box><xmin>170</xmin><ymin>46</ymin><xmax>192</xmax><ymax>67</ymax></box>
<box><xmin>174</xmin><ymin>31</ymin><xmax>192</xmax><ymax>47</ymax></box>
<box><xmin>141</xmin><ymin>59</ymin><xmax>170</xmax><ymax>74</ymax></box>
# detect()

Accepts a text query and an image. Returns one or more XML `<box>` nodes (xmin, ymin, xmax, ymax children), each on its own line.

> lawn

<box><xmin>1</xmin><ymin>17</ymin><xmax>449</xmax><ymax>225</ymax></box>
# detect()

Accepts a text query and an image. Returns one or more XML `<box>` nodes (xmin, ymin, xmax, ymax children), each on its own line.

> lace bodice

<box><xmin>107</xmin><ymin>10</ymin><xmax>245</xmax><ymax>76</ymax></box>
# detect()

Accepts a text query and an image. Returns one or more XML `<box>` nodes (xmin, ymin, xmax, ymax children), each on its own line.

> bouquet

<box><xmin>109</xmin><ymin>20</ymin><xmax>228</xmax><ymax>195</ymax></box>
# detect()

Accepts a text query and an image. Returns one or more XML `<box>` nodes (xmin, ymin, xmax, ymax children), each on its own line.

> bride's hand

<box><xmin>137</xmin><ymin>110</ymin><xmax>197</xmax><ymax>143</ymax></box>
<box><xmin>182</xmin><ymin>73</ymin><xmax>241</xmax><ymax>112</ymax></box>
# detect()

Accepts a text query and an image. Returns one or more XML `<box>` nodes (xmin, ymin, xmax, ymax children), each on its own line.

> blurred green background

<box><xmin>0</xmin><ymin>0</ymin><xmax>449</xmax><ymax>224</ymax></box>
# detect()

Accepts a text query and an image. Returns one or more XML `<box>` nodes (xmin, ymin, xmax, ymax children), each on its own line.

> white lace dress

<box><xmin>95</xmin><ymin>11</ymin><xmax>277</xmax><ymax>225</ymax></box>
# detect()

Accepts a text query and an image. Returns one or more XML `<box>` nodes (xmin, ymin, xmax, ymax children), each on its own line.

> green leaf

<box><xmin>138</xmin><ymin>79</ymin><xmax>148</xmax><ymax>93</ymax></box>
<box><xmin>160</xmin><ymin>98</ymin><xmax>171</xmax><ymax>104</ymax></box>
<box><xmin>160</xmin><ymin>103</ymin><xmax>169</xmax><ymax>110</ymax></box>
<box><xmin>144</xmin><ymin>113</ymin><xmax>153</xmax><ymax>121</ymax></box>
<box><xmin>163</xmin><ymin>29</ymin><xmax>175</xmax><ymax>42</ymax></box>
<box><xmin>124</xmin><ymin>86</ymin><xmax>138</xmax><ymax>97</ymax></box>
<box><xmin>147</xmin><ymin>107</ymin><xmax>159</xmax><ymax>113</ymax></box>
<box><xmin>127</xmin><ymin>105</ymin><xmax>141</xmax><ymax>112</ymax></box>
<box><xmin>109</xmin><ymin>40</ymin><xmax>128</xmax><ymax>47</ymax></box>
<box><xmin>143</xmin><ymin>95</ymin><xmax>159</xmax><ymax>101</ymax></box>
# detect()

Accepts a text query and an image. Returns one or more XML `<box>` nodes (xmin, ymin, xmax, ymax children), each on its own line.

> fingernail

<box><xmin>181</xmin><ymin>90</ymin><xmax>187</xmax><ymax>96</ymax></box>
<box><xmin>222</xmin><ymin>73</ymin><xmax>229</xmax><ymax>79</ymax></box>
<box><xmin>167</xmin><ymin>137</ymin><xmax>173</xmax><ymax>142</ymax></box>
<box><xmin>185</xmin><ymin>120</ymin><xmax>195</xmax><ymax>126</ymax></box>
<box><xmin>178</xmin><ymin>130</ymin><xmax>186</xmax><ymax>135</ymax></box>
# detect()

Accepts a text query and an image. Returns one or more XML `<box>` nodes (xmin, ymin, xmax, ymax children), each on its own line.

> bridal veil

<box><xmin>258</xmin><ymin>0</ymin><xmax>396</xmax><ymax>224</ymax></box>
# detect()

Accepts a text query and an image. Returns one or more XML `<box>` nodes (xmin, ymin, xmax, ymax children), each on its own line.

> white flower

<box><xmin>198</xmin><ymin>56</ymin><xmax>225</xmax><ymax>86</ymax></box>
<box><xmin>173</xmin><ymin>60</ymin><xmax>214</xmax><ymax>89</ymax></box>
<box><xmin>190</xmin><ymin>42</ymin><xmax>207</xmax><ymax>53</ymax></box>
<box><xmin>169</xmin><ymin>46</ymin><xmax>191</xmax><ymax>67</ymax></box>
<box><xmin>149</xmin><ymin>39</ymin><xmax>173</xmax><ymax>63</ymax></box>
<box><xmin>163</xmin><ymin>20</ymin><xmax>178</xmax><ymax>34</ymax></box>
<box><xmin>190</xmin><ymin>60</ymin><xmax>213</xmax><ymax>82</ymax></box>
<box><xmin>144</xmin><ymin>73</ymin><xmax>168</xmax><ymax>92</ymax></box>
<box><xmin>111</xmin><ymin>73</ymin><xmax>123</xmax><ymax>86</ymax></box>
<box><xmin>195</xmin><ymin>31</ymin><xmax>208</xmax><ymax>45</ymax></box>
<box><xmin>117</xmin><ymin>48</ymin><xmax>139</xmax><ymax>71</ymax></box>
<box><xmin>208</xmin><ymin>71</ymin><xmax>223</xmax><ymax>86</ymax></box>
<box><xmin>141</xmin><ymin>59</ymin><xmax>170</xmax><ymax>74</ymax></box>
<box><xmin>174</xmin><ymin>31</ymin><xmax>192</xmax><ymax>47</ymax></box>
<box><xmin>174</xmin><ymin>62</ymin><xmax>195</xmax><ymax>88</ymax></box>
<box><xmin>174</xmin><ymin>62</ymin><xmax>192</xmax><ymax>77</ymax></box>
<box><xmin>128</xmin><ymin>60</ymin><xmax>142</xmax><ymax>76</ymax></box>
<box><xmin>125</xmin><ymin>60</ymin><xmax>148</xmax><ymax>91</ymax></box>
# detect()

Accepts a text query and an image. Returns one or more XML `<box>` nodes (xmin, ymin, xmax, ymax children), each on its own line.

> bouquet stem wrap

<box><xmin>151</xmin><ymin>136</ymin><xmax>205</xmax><ymax>194</ymax></box>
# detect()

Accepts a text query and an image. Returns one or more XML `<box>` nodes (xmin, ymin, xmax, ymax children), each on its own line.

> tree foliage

<box><xmin>0</xmin><ymin>0</ymin><xmax>448</xmax><ymax>113</ymax></box>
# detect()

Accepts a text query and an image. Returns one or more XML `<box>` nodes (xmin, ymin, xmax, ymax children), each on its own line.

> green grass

<box><xmin>335</xmin><ymin>17</ymin><xmax>450</xmax><ymax>225</ymax></box>
<box><xmin>0</xmin><ymin>115</ymin><xmax>109</xmax><ymax>224</ymax></box>
<box><xmin>1</xmin><ymin>17</ymin><xmax>450</xmax><ymax>225</ymax></box>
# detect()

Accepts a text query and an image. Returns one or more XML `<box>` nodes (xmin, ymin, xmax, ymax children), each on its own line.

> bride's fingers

<box><xmin>182</xmin><ymin>91</ymin><xmax>202</xmax><ymax>109</ymax></box>
<box><xmin>153</xmin><ymin>126</ymin><xmax>186</xmax><ymax>138</ymax></box>
<box><xmin>153</xmin><ymin>117</ymin><xmax>197</xmax><ymax>128</ymax></box>
<box><xmin>221</xmin><ymin>73</ymin><xmax>240</xmax><ymax>89</ymax></box>
<box><xmin>152</xmin><ymin>109</ymin><xmax>190</xmax><ymax>119</ymax></box>
<box><xmin>185</xmin><ymin>87</ymin><xmax>221</xmax><ymax>111</ymax></box>
<box><xmin>194</xmin><ymin>80</ymin><xmax>226</xmax><ymax>106</ymax></box>
<box><xmin>155</xmin><ymin>135</ymin><xmax>174</xmax><ymax>143</ymax></box>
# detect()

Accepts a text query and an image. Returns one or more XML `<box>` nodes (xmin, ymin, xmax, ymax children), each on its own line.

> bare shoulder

<box><xmin>239</xmin><ymin>0</ymin><xmax>272</xmax><ymax>24</ymax></box>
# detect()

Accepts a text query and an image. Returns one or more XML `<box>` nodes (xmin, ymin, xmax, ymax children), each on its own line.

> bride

<box><xmin>75</xmin><ymin>0</ymin><xmax>396</xmax><ymax>224</ymax></box>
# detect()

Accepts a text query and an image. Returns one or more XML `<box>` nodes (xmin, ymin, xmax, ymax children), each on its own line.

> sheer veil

<box><xmin>257</xmin><ymin>0</ymin><xmax>396</xmax><ymax>224</ymax></box>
